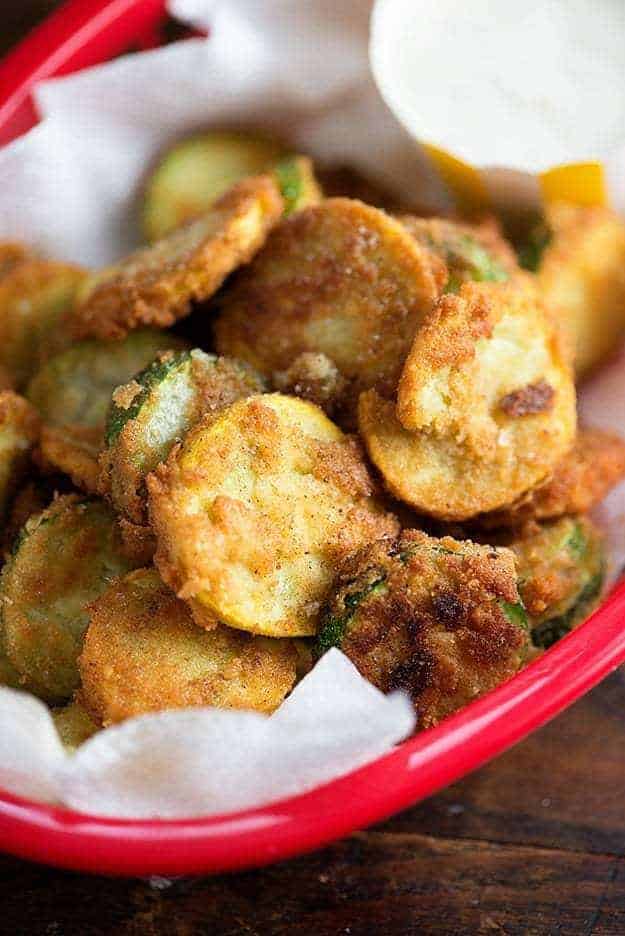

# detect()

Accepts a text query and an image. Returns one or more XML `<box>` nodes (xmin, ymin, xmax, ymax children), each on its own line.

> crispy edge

<box><xmin>74</xmin><ymin>175</ymin><xmax>285</xmax><ymax>340</ymax></box>
<box><xmin>36</xmin><ymin>424</ymin><xmax>102</xmax><ymax>494</ymax></box>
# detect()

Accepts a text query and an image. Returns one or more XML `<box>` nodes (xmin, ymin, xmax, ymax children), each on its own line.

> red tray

<box><xmin>0</xmin><ymin>0</ymin><xmax>624</xmax><ymax>877</ymax></box>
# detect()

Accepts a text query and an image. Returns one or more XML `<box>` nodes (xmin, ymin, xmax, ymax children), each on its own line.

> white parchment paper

<box><xmin>0</xmin><ymin>0</ymin><xmax>623</xmax><ymax>818</ymax></box>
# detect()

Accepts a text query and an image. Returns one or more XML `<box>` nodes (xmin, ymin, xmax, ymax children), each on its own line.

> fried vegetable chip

<box><xmin>0</xmin><ymin>391</ymin><xmax>40</xmax><ymax>524</ymax></box>
<box><xmin>317</xmin><ymin>530</ymin><xmax>529</xmax><ymax>727</ymax></box>
<box><xmin>80</xmin><ymin>568</ymin><xmax>298</xmax><ymax>724</ymax></box>
<box><xmin>526</xmin><ymin>203</ymin><xmax>625</xmax><ymax>377</ymax></box>
<box><xmin>0</xmin><ymin>495</ymin><xmax>139</xmax><ymax>702</ymax></box>
<box><xmin>27</xmin><ymin>329</ymin><xmax>185</xmax><ymax>492</ymax></box>
<box><xmin>0</xmin><ymin>260</ymin><xmax>87</xmax><ymax>388</ymax></box>
<box><xmin>148</xmin><ymin>393</ymin><xmax>399</xmax><ymax>637</ymax></box>
<box><xmin>360</xmin><ymin>281</ymin><xmax>576</xmax><ymax>520</ymax></box>
<box><xmin>100</xmin><ymin>349</ymin><xmax>265</xmax><ymax>525</ymax></box>
<box><xmin>75</xmin><ymin>176</ymin><xmax>284</xmax><ymax>340</ymax></box>
<box><xmin>215</xmin><ymin>198</ymin><xmax>442</xmax><ymax>412</ymax></box>
<box><xmin>480</xmin><ymin>427</ymin><xmax>625</xmax><ymax>528</ymax></box>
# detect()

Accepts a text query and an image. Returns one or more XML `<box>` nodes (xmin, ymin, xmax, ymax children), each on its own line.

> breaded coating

<box><xmin>317</xmin><ymin>530</ymin><xmax>529</xmax><ymax>728</ymax></box>
<box><xmin>494</xmin><ymin>516</ymin><xmax>605</xmax><ymax>649</ymax></box>
<box><xmin>480</xmin><ymin>427</ymin><xmax>625</xmax><ymax>527</ymax></box>
<box><xmin>399</xmin><ymin>215</ymin><xmax>519</xmax><ymax>291</ymax></box>
<box><xmin>0</xmin><ymin>495</ymin><xmax>139</xmax><ymax>702</ymax></box>
<box><xmin>75</xmin><ymin>176</ymin><xmax>284</xmax><ymax>340</ymax></box>
<box><xmin>529</xmin><ymin>203</ymin><xmax>625</xmax><ymax>377</ymax></box>
<box><xmin>79</xmin><ymin>568</ymin><xmax>298</xmax><ymax>725</ymax></box>
<box><xmin>0</xmin><ymin>260</ymin><xmax>86</xmax><ymax>388</ymax></box>
<box><xmin>148</xmin><ymin>393</ymin><xmax>399</xmax><ymax>637</ymax></box>
<box><xmin>272</xmin><ymin>352</ymin><xmax>347</xmax><ymax>417</ymax></box>
<box><xmin>52</xmin><ymin>701</ymin><xmax>99</xmax><ymax>752</ymax></box>
<box><xmin>100</xmin><ymin>349</ymin><xmax>265</xmax><ymax>525</ymax></box>
<box><xmin>0</xmin><ymin>392</ymin><xmax>40</xmax><ymax>523</ymax></box>
<box><xmin>0</xmin><ymin>242</ymin><xmax>31</xmax><ymax>279</ymax></box>
<box><xmin>27</xmin><ymin>329</ymin><xmax>185</xmax><ymax>493</ymax></box>
<box><xmin>215</xmin><ymin>198</ymin><xmax>443</xmax><ymax>410</ymax></box>
<box><xmin>360</xmin><ymin>281</ymin><xmax>576</xmax><ymax>520</ymax></box>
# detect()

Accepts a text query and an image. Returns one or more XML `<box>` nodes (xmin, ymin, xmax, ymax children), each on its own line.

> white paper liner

<box><xmin>0</xmin><ymin>0</ymin><xmax>622</xmax><ymax>818</ymax></box>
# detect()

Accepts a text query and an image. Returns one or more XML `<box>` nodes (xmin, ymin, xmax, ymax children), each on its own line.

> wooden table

<box><xmin>1</xmin><ymin>5</ymin><xmax>625</xmax><ymax>933</ymax></box>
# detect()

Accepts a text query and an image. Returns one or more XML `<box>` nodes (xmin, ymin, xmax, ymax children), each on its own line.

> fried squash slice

<box><xmin>26</xmin><ymin>329</ymin><xmax>186</xmax><ymax>492</ymax></box>
<box><xmin>79</xmin><ymin>568</ymin><xmax>298</xmax><ymax>725</ymax></box>
<box><xmin>497</xmin><ymin>516</ymin><xmax>605</xmax><ymax>649</ymax></box>
<box><xmin>0</xmin><ymin>260</ymin><xmax>87</xmax><ymax>388</ymax></box>
<box><xmin>0</xmin><ymin>495</ymin><xmax>139</xmax><ymax>703</ymax></box>
<box><xmin>0</xmin><ymin>391</ymin><xmax>40</xmax><ymax>523</ymax></box>
<box><xmin>399</xmin><ymin>216</ymin><xmax>519</xmax><ymax>292</ymax></box>
<box><xmin>148</xmin><ymin>393</ymin><xmax>399</xmax><ymax>637</ymax></box>
<box><xmin>75</xmin><ymin>175</ymin><xmax>284</xmax><ymax>340</ymax></box>
<box><xmin>523</xmin><ymin>203</ymin><xmax>625</xmax><ymax>377</ymax></box>
<box><xmin>215</xmin><ymin>198</ymin><xmax>443</xmax><ymax>409</ymax></box>
<box><xmin>360</xmin><ymin>281</ymin><xmax>576</xmax><ymax>520</ymax></box>
<box><xmin>100</xmin><ymin>349</ymin><xmax>265</xmax><ymax>526</ymax></box>
<box><xmin>480</xmin><ymin>427</ymin><xmax>625</xmax><ymax>528</ymax></box>
<box><xmin>317</xmin><ymin>530</ymin><xmax>530</xmax><ymax>728</ymax></box>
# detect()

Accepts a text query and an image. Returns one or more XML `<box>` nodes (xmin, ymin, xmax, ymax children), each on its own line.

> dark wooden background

<box><xmin>1</xmin><ymin>5</ymin><xmax>625</xmax><ymax>934</ymax></box>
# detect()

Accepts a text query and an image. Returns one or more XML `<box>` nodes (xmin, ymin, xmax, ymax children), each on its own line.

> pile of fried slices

<box><xmin>0</xmin><ymin>132</ymin><xmax>624</xmax><ymax>751</ymax></box>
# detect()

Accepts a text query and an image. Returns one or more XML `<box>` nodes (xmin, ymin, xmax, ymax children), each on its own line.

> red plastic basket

<box><xmin>0</xmin><ymin>0</ymin><xmax>624</xmax><ymax>877</ymax></box>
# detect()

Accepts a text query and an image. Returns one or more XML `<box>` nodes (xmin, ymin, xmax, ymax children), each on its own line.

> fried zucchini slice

<box><xmin>75</xmin><ymin>176</ymin><xmax>284</xmax><ymax>340</ymax></box>
<box><xmin>0</xmin><ymin>242</ymin><xmax>31</xmax><ymax>279</ymax></box>
<box><xmin>360</xmin><ymin>281</ymin><xmax>576</xmax><ymax>521</ymax></box>
<box><xmin>480</xmin><ymin>427</ymin><xmax>625</xmax><ymax>528</ymax></box>
<box><xmin>524</xmin><ymin>203</ymin><xmax>625</xmax><ymax>377</ymax></box>
<box><xmin>0</xmin><ymin>495</ymin><xmax>139</xmax><ymax>702</ymax></box>
<box><xmin>148</xmin><ymin>393</ymin><xmax>399</xmax><ymax>637</ymax></box>
<box><xmin>26</xmin><ymin>329</ymin><xmax>185</xmax><ymax>492</ymax></box>
<box><xmin>274</xmin><ymin>156</ymin><xmax>322</xmax><ymax>216</ymax></box>
<box><xmin>400</xmin><ymin>216</ymin><xmax>518</xmax><ymax>292</ymax></box>
<box><xmin>215</xmin><ymin>199</ymin><xmax>443</xmax><ymax>409</ymax></box>
<box><xmin>142</xmin><ymin>131</ymin><xmax>289</xmax><ymax>241</ymax></box>
<box><xmin>0</xmin><ymin>260</ymin><xmax>87</xmax><ymax>388</ymax></box>
<box><xmin>317</xmin><ymin>530</ymin><xmax>529</xmax><ymax>728</ymax></box>
<box><xmin>0</xmin><ymin>392</ymin><xmax>40</xmax><ymax>523</ymax></box>
<box><xmin>500</xmin><ymin>516</ymin><xmax>605</xmax><ymax>649</ymax></box>
<box><xmin>100</xmin><ymin>349</ymin><xmax>265</xmax><ymax>525</ymax></box>
<box><xmin>79</xmin><ymin>568</ymin><xmax>298</xmax><ymax>725</ymax></box>
<box><xmin>52</xmin><ymin>702</ymin><xmax>99</xmax><ymax>752</ymax></box>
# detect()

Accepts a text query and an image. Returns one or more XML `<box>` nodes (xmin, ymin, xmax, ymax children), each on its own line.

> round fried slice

<box><xmin>0</xmin><ymin>391</ymin><xmax>40</xmax><ymax>523</ymax></box>
<box><xmin>0</xmin><ymin>260</ymin><xmax>87</xmax><ymax>388</ymax></box>
<box><xmin>100</xmin><ymin>349</ymin><xmax>265</xmax><ymax>525</ymax></box>
<box><xmin>0</xmin><ymin>495</ymin><xmax>140</xmax><ymax>702</ymax></box>
<box><xmin>80</xmin><ymin>568</ymin><xmax>298</xmax><ymax>725</ymax></box>
<box><xmin>316</xmin><ymin>530</ymin><xmax>529</xmax><ymax>728</ymax></box>
<box><xmin>52</xmin><ymin>702</ymin><xmax>99</xmax><ymax>752</ymax></box>
<box><xmin>215</xmin><ymin>198</ymin><xmax>443</xmax><ymax>407</ymax></box>
<box><xmin>361</xmin><ymin>282</ymin><xmax>576</xmax><ymax>521</ymax></box>
<box><xmin>496</xmin><ymin>516</ymin><xmax>605</xmax><ymax>649</ymax></box>
<box><xmin>27</xmin><ymin>329</ymin><xmax>186</xmax><ymax>492</ymax></box>
<box><xmin>399</xmin><ymin>215</ymin><xmax>519</xmax><ymax>292</ymax></box>
<box><xmin>148</xmin><ymin>393</ymin><xmax>399</xmax><ymax>637</ymax></box>
<box><xmin>527</xmin><ymin>203</ymin><xmax>625</xmax><ymax>377</ymax></box>
<box><xmin>0</xmin><ymin>242</ymin><xmax>31</xmax><ymax>279</ymax></box>
<box><xmin>75</xmin><ymin>176</ymin><xmax>284</xmax><ymax>340</ymax></box>
<box><xmin>480</xmin><ymin>427</ymin><xmax>625</xmax><ymax>528</ymax></box>
<box><xmin>142</xmin><ymin>130</ymin><xmax>290</xmax><ymax>241</ymax></box>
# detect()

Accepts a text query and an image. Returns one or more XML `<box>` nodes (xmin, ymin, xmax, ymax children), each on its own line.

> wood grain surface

<box><xmin>1</xmin><ymin>5</ymin><xmax>624</xmax><ymax>934</ymax></box>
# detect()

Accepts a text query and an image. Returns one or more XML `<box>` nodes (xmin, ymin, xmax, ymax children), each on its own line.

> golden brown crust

<box><xmin>323</xmin><ymin>530</ymin><xmax>528</xmax><ymax>728</ymax></box>
<box><xmin>148</xmin><ymin>393</ymin><xmax>399</xmax><ymax>637</ymax></box>
<box><xmin>480</xmin><ymin>428</ymin><xmax>625</xmax><ymax>527</ymax></box>
<box><xmin>272</xmin><ymin>352</ymin><xmax>347</xmax><ymax>418</ymax></box>
<box><xmin>360</xmin><ymin>281</ymin><xmax>576</xmax><ymax>520</ymax></box>
<box><xmin>0</xmin><ymin>391</ymin><xmax>41</xmax><ymax>523</ymax></box>
<box><xmin>0</xmin><ymin>242</ymin><xmax>31</xmax><ymax>280</ymax></box>
<box><xmin>74</xmin><ymin>176</ymin><xmax>284</xmax><ymax>340</ymax></box>
<box><xmin>36</xmin><ymin>424</ymin><xmax>102</xmax><ymax>494</ymax></box>
<box><xmin>536</xmin><ymin>202</ymin><xmax>625</xmax><ymax>377</ymax></box>
<box><xmin>215</xmin><ymin>198</ymin><xmax>443</xmax><ymax>410</ymax></box>
<box><xmin>79</xmin><ymin>568</ymin><xmax>298</xmax><ymax>725</ymax></box>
